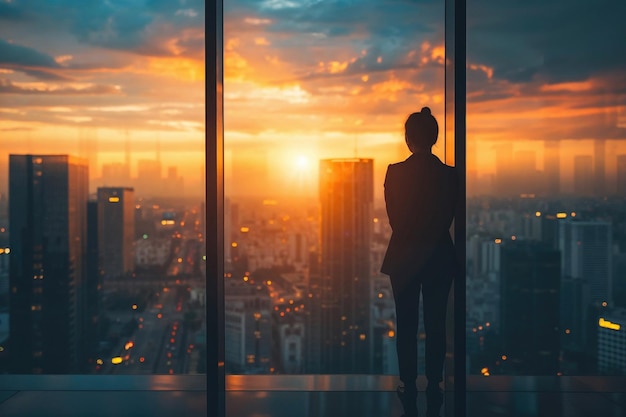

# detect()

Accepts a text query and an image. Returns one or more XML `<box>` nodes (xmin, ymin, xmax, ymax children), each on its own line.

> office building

<box><xmin>573</xmin><ymin>155</ymin><xmax>593</xmax><ymax>196</ymax></box>
<box><xmin>594</xmin><ymin>139</ymin><xmax>606</xmax><ymax>197</ymax></box>
<box><xmin>494</xmin><ymin>143</ymin><xmax>514</xmax><ymax>197</ymax></box>
<box><xmin>97</xmin><ymin>187</ymin><xmax>135</xmax><ymax>279</ymax></box>
<box><xmin>617</xmin><ymin>154</ymin><xmax>626</xmax><ymax>196</ymax></box>
<box><xmin>559</xmin><ymin>219</ymin><xmax>613</xmax><ymax>351</ymax></box>
<box><xmin>84</xmin><ymin>200</ymin><xmax>101</xmax><ymax>371</ymax></box>
<box><xmin>318</xmin><ymin>158</ymin><xmax>373</xmax><ymax>373</ymax></box>
<box><xmin>543</xmin><ymin>140</ymin><xmax>561</xmax><ymax>196</ymax></box>
<box><xmin>136</xmin><ymin>159</ymin><xmax>162</xmax><ymax>197</ymax></box>
<box><xmin>597</xmin><ymin>307</ymin><xmax>626</xmax><ymax>374</ymax></box>
<box><xmin>559</xmin><ymin>220</ymin><xmax>612</xmax><ymax>308</ymax></box>
<box><xmin>500</xmin><ymin>240</ymin><xmax>561</xmax><ymax>375</ymax></box>
<box><xmin>224</xmin><ymin>279</ymin><xmax>272</xmax><ymax>373</ymax></box>
<box><xmin>8</xmin><ymin>155</ymin><xmax>88</xmax><ymax>373</ymax></box>
<box><xmin>101</xmin><ymin>162</ymin><xmax>130</xmax><ymax>186</ymax></box>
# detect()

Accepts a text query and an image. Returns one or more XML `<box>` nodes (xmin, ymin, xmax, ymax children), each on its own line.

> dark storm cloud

<box><xmin>1</xmin><ymin>0</ymin><xmax>204</xmax><ymax>57</ymax></box>
<box><xmin>69</xmin><ymin>2</ymin><xmax>154</xmax><ymax>50</ymax></box>
<box><xmin>0</xmin><ymin>38</ymin><xmax>61</xmax><ymax>68</ymax></box>
<box><xmin>226</xmin><ymin>0</ymin><xmax>445</xmax><ymax>92</ymax></box>
<box><xmin>468</xmin><ymin>0</ymin><xmax>626</xmax><ymax>84</ymax></box>
<box><xmin>0</xmin><ymin>38</ymin><xmax>72</xmax><ymax>80</ymax></box>
<box><xmin>0</xmin><ymin>1</ymin><xmax>22</xmax><ymax>20</ymax></box>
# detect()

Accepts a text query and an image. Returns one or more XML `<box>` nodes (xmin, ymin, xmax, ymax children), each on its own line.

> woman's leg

<box><xmin>390</xmin><ymin>273</ymin><xmax>421</xmax><ymax>390</ymax></box>
<box><xmin>422</xmin><ymin>269</ymin><xmax>453</xmax><ymax>387</ymax></box>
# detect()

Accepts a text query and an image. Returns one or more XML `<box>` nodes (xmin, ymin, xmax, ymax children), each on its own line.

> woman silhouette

<box><xmin>381</xmin><ymin>107</ymin><xmax>458</xmax><ymax>417</ymax></box>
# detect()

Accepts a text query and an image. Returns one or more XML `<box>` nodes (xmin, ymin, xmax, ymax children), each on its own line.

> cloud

<box><xmin>0</xmin><ymin>78</ymin><xmax>122</xmax><ymax>95</ymax></box>
<box><xmin>468</xmin><ymin>0</ymin><xmax>626</xmax><ymax>85</ymax></box>
<box><xmin>0</xmin><ymin>38</ymin><xmax>61</xmax><ymax>68</ymax></box>
<box><xmin>0</xmin><ymin>1</ymin><xmax>204</xmax><ymax>59</ymax></box>
<box><xmin>0</xmin><ymin>39</ymin><xmax>76</xmax><ymax>80</ymax></box>
<box><xmin>0</xmin><ymin>1</ymin><xmax>21</xmax><ymax>20</ymax></box>
<box><xmin>0</xmin><ymin>127</ymin><xmax>33</xmax><ymax>132</ymax></box>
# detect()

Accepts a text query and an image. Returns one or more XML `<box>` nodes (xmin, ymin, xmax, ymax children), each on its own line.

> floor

<box><xmin>0</xmin><ymin>375</ymin><xmax>623</xmax><ymax>417</ymax></box>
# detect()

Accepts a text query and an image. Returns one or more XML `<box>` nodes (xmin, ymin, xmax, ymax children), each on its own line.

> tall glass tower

<box><xmin>9</xmin><ymin>155</ymin><xmax>88</xmax><ymax>373</ymax></box>
<box><xmin>316</xmin><ymin>158</ymin><xmax>374</xmax><ymax>373</ymax></box>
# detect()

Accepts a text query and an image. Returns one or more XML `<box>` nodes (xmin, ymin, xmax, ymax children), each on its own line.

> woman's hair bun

<box><xmin>420</xmin><ymin>107</ymin><xmax>431</xmax><ymax>115</ymax></box>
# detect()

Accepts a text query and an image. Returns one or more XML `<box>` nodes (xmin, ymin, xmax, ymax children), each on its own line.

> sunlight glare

<box><xmin>294</xmin><ymin>155</ymin><xmax>310</xmax><ymax>171</ymax></box>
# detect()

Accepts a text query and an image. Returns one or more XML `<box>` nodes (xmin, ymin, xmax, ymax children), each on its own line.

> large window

<box><xmin>223</xmin><ymin>0</ymin><xmax>453</xmax><ymax>375</ymax></box>
<box><xmin>466</xmin><ymin>0</ymin><xmax>626</xmax><ymax>377</ymax></box>
<box><xmin>0</xmin><ymin>1</ymin><xmax>206</xmax><ymax>375</ymax></box>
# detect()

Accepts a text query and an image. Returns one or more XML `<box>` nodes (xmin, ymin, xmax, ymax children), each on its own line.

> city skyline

<box><xmin>1</xmin><ymin>0</ymin><xmax>625</xmax><ymax>381</ymax></box>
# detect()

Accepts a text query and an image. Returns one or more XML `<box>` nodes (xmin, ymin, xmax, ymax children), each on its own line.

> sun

<box><xmin>294</xmin><ymin>155</ymin><xmax>310</xmax><ymax>171</ymax></box>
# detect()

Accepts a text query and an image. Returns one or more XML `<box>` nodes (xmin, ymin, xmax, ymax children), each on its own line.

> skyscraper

<box><xmin>101</xmin><ymin>162</ymin><xmax>130</xmax><ymax>186</ymax></box>
<box><xmin>559</xmin><ymin>219</ymin><xmax>612</xmax><ymax>307</ymax></box>
<box><xmin>616</xmin><ymin>154</ymin><xmax>626</xmax><ymax>196</ymax></box>
<box><xmin>559</xmin><ymin>219</ymin><xmax>613</xmax><ymax>350</ymax></box>
<box><xmin>84</xmin><ymin>200</ymin><xmax>101</xmax><ymax>371</ymax></box>
<box><xmin>543</xmin><ymin>140</ymin><xmax>560</xmax><ymax>196</ymax></box>
<box><xmin>513</xmin><ymin>150</ymin><xmax>538</xmax><ymax>196</ymax></box>
<box><xmin>494</xmin><ymin>143</ymin><xmax>514</xmax><ymax>197</ymax></box>
<box><xmin>499</xmin><ymin>240</ymin><xmax>561</xmax><ymax>375</ymax></box>
<box><xmin>318</xmin><ymin>158</ymin><xmax>373</xmax><ymax>373</ymax></box>
<box><xmin>573</xmin><ymin>155</ymin><xmax>593</xmax><ymax>196</ymax></box>
<box><xmin>597</xmin><ymin>307</ymin><xmax>626</xmax><ymax>374</ymax></box>
<box><xmin>97</xmin><ymin>187</ymin><xmax>135</xmax><ymax>279</ymax></box>
<box><xmin>9</xmin><ymin>155</ymin><xmax>88</xmax><ymax>373</ymax></box>
<box><xmin>594</xmin><ymin>139</ymin><xmax>606</xmax><ymax>197</ymax></box>
<box><xmin>136</xmin><ymin>159</ymin><xmax>162</xmax><ymax>197</ymax></box>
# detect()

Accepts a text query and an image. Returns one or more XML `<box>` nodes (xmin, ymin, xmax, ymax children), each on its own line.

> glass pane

<box><xmin>224</xmin><ymin>0</ymin><xmax>452</xmax><ymax>378</ymax></box>
<box><xmin>467</xmin><ymin>0</ymin><xmax>626</xmax><ymax>376</ymax></box>
<box><xmin>0</xmin><ymin>1</ymin><xmax>205</xmax><ymax>375</ymax></box>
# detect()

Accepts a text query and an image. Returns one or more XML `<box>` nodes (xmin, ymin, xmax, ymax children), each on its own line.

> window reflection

<box><xmin>467</xmin><ymin>0</ymin><xmax>626</xmax><ymax>376</ymax></box>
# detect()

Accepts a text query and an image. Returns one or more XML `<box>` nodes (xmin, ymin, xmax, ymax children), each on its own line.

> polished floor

<box><xmin>0</xmin><ymin>375</ymin><xmax>623</xmax><ymax>417</ymax></box>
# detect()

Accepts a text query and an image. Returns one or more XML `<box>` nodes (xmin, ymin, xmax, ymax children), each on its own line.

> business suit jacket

<box><xmin>381</xmin><ymin>151</ymin><xmax>458</xmax><ymax>277</ymax></box>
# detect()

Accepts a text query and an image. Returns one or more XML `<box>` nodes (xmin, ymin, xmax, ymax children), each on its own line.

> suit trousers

<box><xmin>390</xmin><ymin>254</ymin><xmax>454</xmax><ymax>388</ymax></box>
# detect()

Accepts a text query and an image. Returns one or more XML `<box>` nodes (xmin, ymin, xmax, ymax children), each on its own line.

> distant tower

<box><xmin>494</xmin><ymin>143</ymin><xmax>514</xmax><ymax>197</ymax></box>
<box><xmin>616</xmin><ymin>155</ymin><xmax>626</xmax><ymax>196</ymax></box>
<box><xmin>513</xmin><ymin>150</ymin><xmax>538</xmax><ymax>196</ymax></box>
<box><xmin>574</xmin><ymin>155</ymin><xmax>594</xmax><ymax>196</ymax></box>
<box><xmin>500</xmin><ymin>240</ymin><xmax>561</xmax><ymax>375</ymax></box>
<box><xmin>9</xmin><ymin>155</ymin><xmax>88</xmax><ymax>373</ymax></box>
<box><xmin>543</xmin><ymin>140</ymin><xmax>560</xmax><ymax>196</ymax></box>
<box><xmin>594</xmin><ymin>139</ymin><xmax>606</xmax><ymax>197</ymax></box>
<box><xmin>136</xmin><ymin>160</ymin><xmax>162</xmax><ymax>197</ymax></box>
<box><xmin>97</xmin><ymin>187</ymin><xmax>135</xmax><ymax>279</ymax></box>
<box><xmin>78</xmin><ymin>127</ymin><xmax>98</xmax><ymax>181</ymax></box>
<box><xmin>559</xmin><ymin>219</ymin><xmax>612</xmax><ymax>351</ymax></box>
<box><xmin>124</xmin><ymin>130</ymin><xmax>131</xmax><ymax>177</ymax></box>
<box><xmin>318</xmin><ymin>158</ymin><xmax>373</xmax><ymax>373</ymax></box>
<box><xmin>85</xmin><ymin>200</ymin><xmax>101</xmax><ymax>369</ymax></box>
<box><xmin>597</xmin><ymin>307</ymin><xmax>626</xmax><ymax>374</ymax></box>
<box><xmin>560</xmin><ymin>219</ymin><xmax>612</xmax><ymax>304</ymax></box>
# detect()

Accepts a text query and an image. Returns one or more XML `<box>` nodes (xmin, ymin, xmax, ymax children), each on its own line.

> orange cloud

<box><xmin>468</xmin><ymin>63</ymin><xmax>494</xmax><ymax>79</ymax></box>
<box><xmin>146</xmin><ymin>57</ymin><xmax>204</xmax><ymax>82</ymax></box>
<box><xmin>317</xmin><ymin>60</ymin><xmax>349</xmax><ymax>74</ymax></box>
<box><xmin>244</xmin><ymin>17</ymin><xmax>272</xmax><ymax>25</ymax></box>
<box><xmin>254</xmin><ymin>37</ymin><xmax>271</xmax><ymax>46</ymax></box>
<box><xmin>540</xmin><ymin>81</ymin><xmax>593</xmax><ymax>92</ymax></box>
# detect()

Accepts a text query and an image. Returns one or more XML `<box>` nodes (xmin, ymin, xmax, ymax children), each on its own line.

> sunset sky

<box><xmin>1</xmin><ymin>0</ymin><xmax>625</xmax><ymax>199</ymax></box>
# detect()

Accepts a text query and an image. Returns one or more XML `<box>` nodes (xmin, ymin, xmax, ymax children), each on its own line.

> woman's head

<box><xmin>405</xmin><ymin>107</ymin><xmax>438</xmax><ymax>152</ymax></box>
